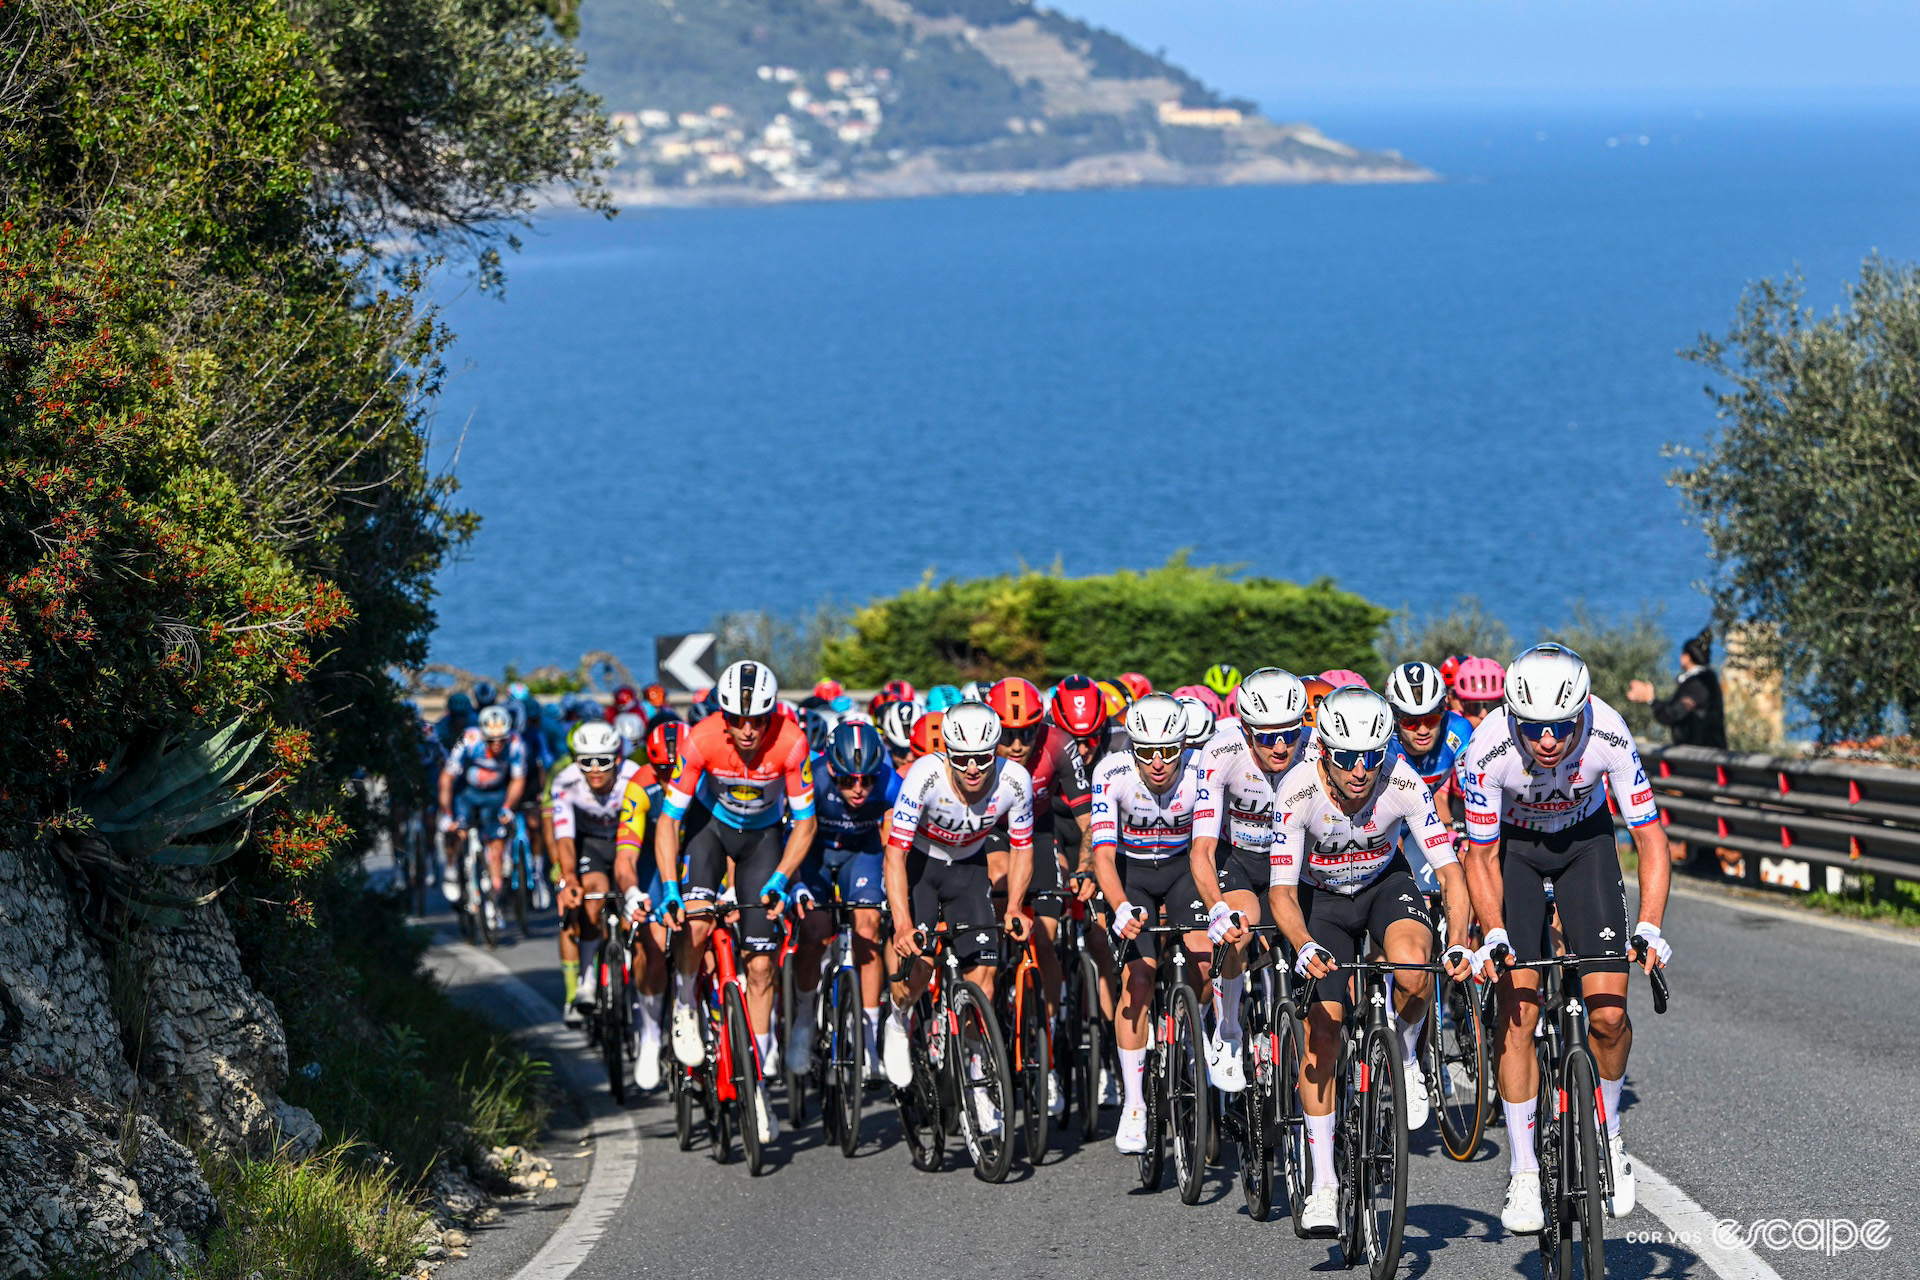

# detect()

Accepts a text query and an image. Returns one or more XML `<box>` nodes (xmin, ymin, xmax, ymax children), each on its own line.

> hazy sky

<box><xmin>1056</xmin><ymin>1</ymin><xmax>1920</xmax><ymax>103</ymax></box>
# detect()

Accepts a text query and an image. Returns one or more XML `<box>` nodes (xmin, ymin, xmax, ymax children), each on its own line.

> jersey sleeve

<box><xmin>783</xmin><ymin>734</ymin><xmax>817</xmax><ymax>821</ymax></box>
<box><xmin>548</xmin><ymin>773</ymin><xmax>577</xmax><ymax>840</ymax></box>
<box><xmin>1268</xmin><ymin>793</ymin><xmax>1306</xmax><ymax>888</ymax></box>
<box><xmin>1601</xmin><ymin>714</ymin><xmax>1660</xmax><ymax>828</ymax></box>
<box><xmin>1403</xmin><ymin>762</ymin><xmax>1457</xmax><ymax>871</ymax></box>
<box><xmin>507</xmin><ymin>738</ymin><xmax>528</xmax><ymax>781</ymax></box>
<box><xmin>662</xmin><ymin>732</ymin><xmax>707</xmax><ymax>822</ymax></box>
<box><xmin>1006</xmin><ymin>764</ymin><xmax>1034</xmax><ymax>849</ymax></box>
<box><xmin>1088</xmin><ymin>761</ymin><xmax>1120</xmax><ymax>851</ymax></box>
<box><xmin>615</xmin><ymin>776</ymin><xmax>650</xmax><ymax>853</ymax></box>
<box><xmin>1458</xmin><ymin>725</ymin><xmax>1503</xmax><ymax>844</ymax></box>
<box><xmin>1051</xmin><ymin>735</ymin><xmax>1092</xmax><ymax>812</ymax></box>
<box><xmin>887</xmin><ymin>760</ymin><xmax>929</xmax><ymax>849</ymax></box>
<box><xmin>1190</xmin><ymin>741</ymin><xmax>1227</xmax><ymax>842</ymax></box>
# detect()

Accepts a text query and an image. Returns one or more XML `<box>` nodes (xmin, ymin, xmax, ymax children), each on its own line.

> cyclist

<box><xmin>1384</xmin><ymin>660</ymin><xmax>1475</xmax><ymax>880</ymax></box>
<box><xmin>1268</xmin><ymin>685</ymin><xmax>1476</xmax><ymax>1233</ymax></box>
<box><xmin>437</xmin><ymin>706</ymin><xmax>527</xmax><ymax>928</ymax></box>
<box><xmin>1175</xmin><ymin>694</ymin><xmax>1215</xmax><ymax>748</ymax></box>
<box><xmin>1451</xmin><ymin>655</ymin><xmax>1506</xmax><ymax>730</ymax></box>
<box><xmin>1190</xmin><ymin>667</ymin><xmax>1310</xmax><ymax>1091</ymax></box>
<box><xmin>609</xmin><ymin>719</ymin><xmax>681</xmax><ymax>1082</ymax></box>
<box><xmin>924</xmin><ymin>683</ymin><xmax>963</xmax><ymax>712</ymax></box>
<box><xmin>1456</xmin><ymin>644</ymin><xmax>1672</xmax><ymax>1231</ymax></box>
<box><xmin>1202</xmin><ymin>663</ymin><xmax>1241</xmax><ymax>703</ymax></box>
<box><xmin>881</xmin><ymin>700</ymin><xmax>1034</xmax><ymax>1137</ymax></box>
<box><xmin>434</xmin><ymin>690</ymin><xmax>474</xmax><ymax>752</ymax></box>
<box><xmin>799</xmin><ymin>721</ymin><xmax>899</xmax><ymax>1078</ymax></box>
<box><xmin>551</xmin><ymin>722</ymin><xmax>640</xmax><ymax>1020</ymax></box>
<box><xmin>986</xmin><ymin>677</ymin><xmax>1070</xmax><ymax>1116</ymax></box>
<box><xmin>1046</xmin><ymin>673</ymin><xmax>1121</xmax><ymax>1102</ymax></box>
<box><xmin>1090</xmin><ymin>693</ymin><xmax>1212</xmax><ymax>1154</ymax></box>
<box><xmin>877</xmin><ymin>699</ymin><xmax>918</xmax><ymax>779</ymax></box>
<box><xmin>656</xmin><ymin>660</ymin><xmax>818</xmax><ymax>1140</ymax></box>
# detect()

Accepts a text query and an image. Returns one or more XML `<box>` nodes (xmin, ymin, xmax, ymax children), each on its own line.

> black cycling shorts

<box><xmin>684</xmin><ymin>820</ymin><xmax>784</xmax><ymax>955</ymax></box>
<box><xmin>987</xmin><ymin>826</ymin><xmax>1065</xmax><ymax>921</ymax></box>
<box><xmin>906</xmin><ymin>850</ymin><xmax>999</xmax><ymax>967</ymax></box>
<box><xmin>1215</xmin><ymin>843</ymin><xmax>1273</xmax><ymax>912</ymax></box>
<box><xmin>1298</xmin><ymin>858</ymin><xmax>1431</xmax><ymax>1016</ymax></box>
<box><xmin>1500</xmin><ymin>809</ymin><xmax>1631</xmax><ymax>977</ymax></box>
<box><xmin>575</xmin><ymin>833</ymin><xmax>618</xmax><ymax>881</ymax></box>
<box><xmin>1119</xmin><ymin>854</ymin><xmax>1208</xmax><ymax>962</ymax></box>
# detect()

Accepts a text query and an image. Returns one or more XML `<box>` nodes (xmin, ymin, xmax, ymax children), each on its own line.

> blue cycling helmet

<box><xmin>472</xmin><ymin>680</ymin><xmax>497</xmax><ymax>708</ymax></box>
<box><xmin>826</xmin><ymin>722</ymin><xmax>886</xmax><ymax>780</ymax></box>
<box><xmin>802</xmin><ymin>708</ymin><xmax>832</xmax><ymax>755</ymax></box>
<box><xmin>925</xmin><ymin>684</ymin><xmax>962</xmax><ymax>712</ymax></box>
<box><xmin>446</xmin><ymin>691</ymin><xmax>473</xmax><ymax>715</ymax></box>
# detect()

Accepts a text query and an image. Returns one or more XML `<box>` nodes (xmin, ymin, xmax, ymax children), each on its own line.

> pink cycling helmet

<box><xmin>1452</xmin><ymin>656</ymin><xmax>1506</xmax><ymax>701</ymax></box>
<box><xmin>1319</xmin><ymin>669</ymin><xmax>1370</xmax><ymax>690</ymax></box>
<box><xmin>1173</xmin><ymin>684</ymin><xmax>1223</xmax><ymax>717</ymax></box>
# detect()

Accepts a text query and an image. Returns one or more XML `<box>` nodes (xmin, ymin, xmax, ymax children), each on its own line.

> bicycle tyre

<box><xmin>1018</xmin><ymin>966</ymin><xmax>1051</xmax><ymax>1165</ymax></box>
<box><xmin>473</xmin><ymin>849</ymin><xmax>498</xmax><ymax>950</ymax></box>
<box><xmin>949</xmin><ymin>980</ymin><xmax>1015</xmax><ymax>1183</ymax></box>
<box><xmin>600</xmin><ymin>941</ymin><xmax>628</xmax><ymax>1105</ymax></box>
<box><xmin>899</xmin><ymin>1015</ymin><xmax>945</xmax><ymax>1173</ymax></box>
<box><xmin>833</xmin><ymin>970</ymin><xmax>862</xmax><ymax>1158</ymax></box>
<box><xmin>673</xmin><ymin>1067</ymin><xmax>695</xmax><ymax>1150</ymax></box>
<box><xmin>1537</xmin><ymin>1044</ymin><xmax>1569</xmax><ymax>1279</ymax></box>
<box><xmin>778</xmin><ymin>952</ymin><xmax>805</xmax><ymax>1128</ymax></box>
<box><xmin>512</xmin><ymin>835</ymin><xmax>530</xmax><ymax>939</ymax></box>
<box><xmin>708</xmin><ymin>1060</ymin><xmax>732</xmax><ymax>1164</ymax></box>
<box><xmin>1360</xmin><ymin>1025</ymin><xmax>1409</xmax><ymax>1280</ymax></box>
<box><xmin>1170</xmin><ymin>981</ymin><xmax>1210</xmax><ymax>1205</ymax></box>
<box><xmin>1239</xmin><ymin>1031</ymin><xmax>1272</xmax><ymax>1220</ymax></box>
<box><xmin>722</xmin><ymin>984</ymin><xmax>765</xmax><ymax>1175</ymax></box>
<box><xmin>1567</xmin><ymin>1051</ymin><xmax>1608</xmax><ymax>1280</ymax></box>
<box><xmin>1277</xmin><ymin>1007</ymin><xmax>1314</xmax><ymax>1238</ymax></box>
<box><xmin>1076</xmin><ymin>951</ymin><xmax>1103</xmax><ymax>1140</ymax></box>
<box><xmin>1432</xmin><ymin>968</ymin><xmax>1488</xmax><ymax>1161</ymax></box>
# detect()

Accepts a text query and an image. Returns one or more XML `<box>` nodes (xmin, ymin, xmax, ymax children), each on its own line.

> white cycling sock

<box><xmin>1600</xmin><ymin>1075</ymin><xmax>1624</xmax><ymax>1138</ymax></box>
<box><xmin>1216</xmin><ymin>974</ymin><xmax>1245</xmax><ymax>1040</ymax></box>
<box><xmin>1119</xmin><ymin>1046</ymin><xmax>1147</xmax><ymax>1111</ymax></box>
<box><xmin>675</xmin><ymin>971</ymin><xmax>697</xmax><ymax>1006</ymax></box>
<box><xmin>1397</xmin><ymin>1010</ymin><xmax>1425</xmax><ymax>1068</ymax></box>
<box><xmin>634</xmin><ymin>992</ymin><xmax>661</xmax><ymax>1041</ymax></box>
<box><xmin>863</xmin><ymin>1006</ymin><xmax>881</xmax><ymax>1061</ymax></box>
<box><xmin>756</xmin><ymin>1030</ymin><xmax>776</xmax><ymax>1065</ymax></box>
<box><xmin>1505</xmin><ymin>1098</ymin><xmax>1539</xmax><ymax>1173</ymax></box>
<box><xmin>1306</xmin><ymin>1111</ymin><xmax>1337</xmax><ymax>1192</ymax></box>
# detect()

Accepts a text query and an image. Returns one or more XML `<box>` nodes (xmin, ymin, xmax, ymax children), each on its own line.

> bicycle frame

<box><xmin>687</xmin><ymin>905</ymin><xmax>758</xmax><ymax>1105</ymax></box>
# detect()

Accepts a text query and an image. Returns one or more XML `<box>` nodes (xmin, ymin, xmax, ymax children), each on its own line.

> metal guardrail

<box><xmin>1632</xmin><ymin>742</ymin><xmax>1920</xmax><ymax>892</ymax></box>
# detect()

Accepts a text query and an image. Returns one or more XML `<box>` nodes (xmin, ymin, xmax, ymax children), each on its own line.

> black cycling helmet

<box><xmin>825</xmin><ymin>722</ymin><xmax>886</xmax><ymax>780</ymax></box>
<box><xmin>802</xmin><ymin>708</ymin><xmax>832</xmax><ymax>755</ymax></box>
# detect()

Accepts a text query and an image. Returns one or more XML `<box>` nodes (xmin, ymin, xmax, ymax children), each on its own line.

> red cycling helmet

<box><xmin>869</xmin><ymin>678</ymin><xmax>917</xmax><ymax>715</ymax></box>
<box><xmin>988</xmin><ymin>677</ymin><xmax>1046</xmax><ymax>728</ymax></box>
<box><xmin>1439</xmin><ymin>655</ymin><xmax>1466</xmax><ymax>687</ymax></box>
<box><xmin>645</xmin><ymin>719</ymin><xmax>684</xmax><ymax>770</ymax></box>
<box><xmin>611</xmin><ymin>684</ymin><xmax>640</xmax><ymax>713</ymax></box>
<box><xmin>1452</xmin><ymin>656</ymin><xmax>1506</xmax><ymax>702</ymax></box>
<box><xmin>814</xmin><ymin>678</ymin><xmax>844</xmax><ymax>701</ymax></box>
<box><xmin>640</xmin><ymin>682</ymin><xmax>668</xmax><ymax>708</ymax></box>
<box><xmin>909</xmin><ymin>710</ymin><xmax>946</xmax><ymax>760</ymax></box>
<box><xmin>1050</xmin><ymin>674</ymin><xmax>1107</xmax><ymax>740</ymax></box>
<box><xmin>1117</xmin><ymin>672</ymin><xmax>1153</xmax><ymax>701</ymax></box>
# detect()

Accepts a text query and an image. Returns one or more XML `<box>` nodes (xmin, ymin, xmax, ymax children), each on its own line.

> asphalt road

<box><xmin>429</xmin><ymin>882</ymin><xmax>1920</xmax><ymax>1280</ymax></box>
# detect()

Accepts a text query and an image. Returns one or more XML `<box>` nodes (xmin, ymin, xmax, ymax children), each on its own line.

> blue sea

<box><xmin>427</xmin><ymin>99</ymin><xmax>1920</xmax><ymax>679</ymax></box>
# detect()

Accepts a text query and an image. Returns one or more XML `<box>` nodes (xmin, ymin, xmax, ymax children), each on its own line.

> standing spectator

<box><xmin>1628</xmin><ymin>627</ymin><xmax>1727</xmax><ymax>748</ymax></box>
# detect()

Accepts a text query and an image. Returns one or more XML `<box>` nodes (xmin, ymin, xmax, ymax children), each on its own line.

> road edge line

<box><xmin>434</xmin><ymin>941</ymin><xmax>640</xmax><ymax>1280</ymax></box>
<box><xmin>1633</xmin><ymin>1154</ymin><xmax>1783</xmax><ymax>1280</ymax></box>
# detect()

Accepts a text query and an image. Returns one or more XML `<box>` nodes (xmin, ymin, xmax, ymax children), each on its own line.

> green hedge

<box><xmin>819</xmin><ymin>557</ymin><xmax>1389</xmax><ymax>689</ymax></box>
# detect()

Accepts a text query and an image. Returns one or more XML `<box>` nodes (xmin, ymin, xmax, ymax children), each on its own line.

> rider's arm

<box><xmin>502</xmin><ymin>739</ymin><xmax>527</xmax><ymax>812</ymax></box>
<box><xmin>437</xmin><ymin>755</ymin><xmax>456</xmax><ymax>815</ymax></box>
<box><xmin>654</xmin><ymin>735</ymin><xmax>705</xmax><ymax>888</ymax></box>
<box><xmin>773</xmin><ymin>749</ymin><xmax>818</xmax><ymax>881</ymax></box>
<box><xmin>613</xmin><ymin>778</ymin><xmax>649</xmax><ymax>896</ymax></box>
<box><xmin>883</xmin><ymin>834</ymin><xmax>915</xmax><ymax>948</ymax></box>
<box><xmin>1406</xmin><ymin>773</ymin><xmax>1470</xmax><ymax>950</ymax></box>
<box><xmin>1004</xmin><ymin>770</ymin><xmax>1035</xmax><ymax>917</ymax></box>
<box><xmin>548</xmin><ymin>777</ymin><xmax>580</xmax><ymax>889</ymax></box>
<box><xmin>1189</xmin><ymin>749</ymin><xmax>1226</xmax><ymax>911</ymax></box>
<box><xmin>1266</xmin><ymin>804</ymin><xmax>1314</xmax><ymax>954</ymax></box>
<box><xmin>1087</xmin><ymin>768</ymin><xmax>1127</xmax><ymax>909</ymax></box>
<box><xmin>1610</xmin><ymin>746</ymin><xmax>1671</xmax><ymax>930</ymax></box>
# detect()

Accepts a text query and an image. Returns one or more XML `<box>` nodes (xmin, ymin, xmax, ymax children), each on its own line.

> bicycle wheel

<box><xmin>1018</xmin><ymin>966</ymin><xmax>1051</xmax><ymax>1165</ymax></box>
<box><xmin>600</xmin><ymin>941</ymin><xmax>629</xmax><ymax>1104</ymax></box>
<box><xmin>1566</xmin><ymin>1051</ymin><xmax>1608</xmax><ymax>1280</ymax></box>
<box><xmin>1169</xmin><ymin>981</ymin><xmax>1210</xmax><ymax>1205</ymax></box>
<box><xmin>1076</xmin><ymin>951</ymin><xmax>1103</xmax><ymax>1140</ymax></box>
<box><xmin>1138</xmin><ymin>1042</ymin><xmax>1166</xmax><ymax>1191</ymax></box>
<box><xmin>1239</xmin><ymin>1031</ymin><xmax>1272</xmax><ymax>1220</ymax></box>
<box><xmin>833</xmin><ymin>971</ymin><xmax>862</xmax><ymax>1157</ymax></box>
<box><xmin>1359</xmin><ymin>1025</ymin><xmax>1408</xmax><ymax>1280</ymax></box>
<box><xmin>775</xmin><ymin>952</ymin><xmax>803</xmax><ymax>1128</ymax></box>
<box><xmin>722</xmin><ymin>984</ymin><xmax>766</xmax><ymax>1176</ymax></box>
<box><xmin>708</xmin><ymin>1061</ymin><xmax>732</xmax><ymax>1164</ymax></box>
<box><xmin>408</xmin><ymin>820</ymin><xmax>429</xmax><ymax>918</ymax></box>
<box><xmin>899</xmin><ymin>1013</ymin><xmax>945</xmax><ymax>1173</ymax></box>
<box><xmin>1432</xmin><ymin>968</ymin><xmax>1487</xmax><ymax>1161</ymax></box>
<box><xmin>512</xmin><ymin>836</ymin><xmax>530</xmax><ymax>939</ymax></box>
<box><xmin>1277</xmin><ymin>1007</ymin><xmax>1314</xmax><ymax>1238</ymax></box>
<box><xmin>672</xmin><ymin>1066</ymin><xmax>695</xmax><ymax>1150</ymax></box>
<box><xmin>949</xmin><ymin>979</ymin><xmax>1015</xmax><ymax>1183</ymax></box>
<box><xmin>1537</xmin><ymin>1047</ymin><xmax>1569</xmax><ymax>1280</ymax></box>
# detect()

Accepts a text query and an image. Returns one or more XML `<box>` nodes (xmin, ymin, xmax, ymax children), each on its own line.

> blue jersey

<box><xmin>813</xmin><ymin>767</ymin><xmax>902</xmax><ymax>855</ymax></box>
<box><xmin>1389</xmin><ymin>711</ymin><xmax>1473</xmax><ymax>797</ymax></box>
<box><xmin>441</xmin><ymin>730</ymin><xmax>529</xmax><ymax>796</ymax></box>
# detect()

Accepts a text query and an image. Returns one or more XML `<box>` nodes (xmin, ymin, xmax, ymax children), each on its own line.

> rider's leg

<box><xmin>1495</xmin><ymin>967</ymin><xmax>1544</xmax><ymax>1171</ymax></box>
<box><xmin>1301</xmin><ymin>999</ymin><xmax>1344</xmax><ymax>1192</ymax></box>
<box><xmin>1214</xmin><ymin>887</ymin><xmax>1262</xmax><ymax>1039</ymax></box>
<box><xmin>1381</xmin><ymin>917</ymin><xmax>1435</xmax><ymax>1067</ymax></box>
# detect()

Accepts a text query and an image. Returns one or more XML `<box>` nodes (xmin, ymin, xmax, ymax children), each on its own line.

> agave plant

<box><xmin>51</xmin><ymin>719</ymin><xmax>279</xmax><ymax>926</ymax></box>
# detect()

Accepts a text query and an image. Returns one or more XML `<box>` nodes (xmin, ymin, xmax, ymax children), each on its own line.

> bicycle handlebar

<box><xmin>1495</xmin><ymin>947</ymin><xmax>1671</xmax><ymax>1016</ymax></box>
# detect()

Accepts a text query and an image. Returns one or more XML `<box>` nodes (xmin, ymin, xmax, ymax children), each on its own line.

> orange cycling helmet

<box><xmin>1117</xmin><ymin>672</ymin><xmax>1153</xmax><ymax>701</ymax></box>
<box><xmin>1050</xmin><ymin>674</ymin><xmax>1108</xmax><ymax>740</ymax></box>
<box><xmin>1301</xmin><ymin>676</ymin><xmax>1334</xmax><ymax>727</ymax></box>
<box><xmin>1096</xmin><ymin>680</ymin><xmax>1129</xmax><ymax>719</ymax></box>
<box><xmin>987</xmin><ymin>677</ymin><xmax>1046</xmax><ymax>728</ymax></box>
<box><xmin>909</xmin><ymin>709</ymin><xmax>946</xmax><ymax>760</ymax></box>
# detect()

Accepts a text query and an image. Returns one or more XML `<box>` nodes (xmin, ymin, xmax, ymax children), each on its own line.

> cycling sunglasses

<box><xmin>1324</xmin><ymin>746</ymin><xmax>1387</xmax><ymax>773</ymax></box>
<box><xmin>575</xmin><ymin>754</ymin><xmax>618</xmax><ymax>771</ymax></box>
<box><xmin>1250</xmin><ymin>725</ymin><xmax>1305</xmax><ymax>748</ymax></box>
<box><xmin>1460</xmin><ymin>699</ymin><xmax>1502</xmax><ymax>717</ymax></box>
<box><xmin>723</xmin><ymin>712</ymin><xmax>769</xmax><ymax>729</ymax></box>
<box><xmin>1516</xmin><ymin>717</ymin><xmax>1581</xmax><ymax>742</ymax></box>
<box><xmin>948</xmin><ymin>751</ymin><xmax>996</xmax><ymax>771</ymax></box>
<box><xmin>834</xmin><ymin>772</ymin><xmax>879</xmax><ymax>788</ymax></box>
<box><xmin>1003</xmin><ymin>723</ymin><xmax>1043</xmax><ymax>745</ymax></box>
<box><xmin>1396</xmin><ymin>711</ymin><xmax>1445</xmax><ymax>731</ymax></box>
<box><xmin>1133</xmin><ymin>743</ymin><xmax>1183</xmax><ymax>763</ymax></box>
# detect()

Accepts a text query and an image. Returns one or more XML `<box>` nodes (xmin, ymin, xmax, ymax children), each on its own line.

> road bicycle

<box><xmin>1058</xmin><ymin>874</ymin><xmax>1109</xmax><ymax>1142</ymax></box>
<box><xmin>807</xmin><ymin>898</ymin><xmax>874</xmax><ymax>1156</ymax></box>
<box><xmin>894</xmin><ymin>925</ymin><xmax>1017</xmax><ymax>1183</ymax></box>
<box><xmin>1210</xmin><ymin>919</ymin><xmax>1284</xmax><ymax>1220</ymax></box>
<box><xmin>503</xmin><ymin>811</ymin><xmax>539</xmax><ymax>940</ymax></box>
<box><xmin>1422</xmin><ymin>889</ymin><xmax>1488</xmax><ymax>1161</ymax></box>
<box><xmin>580</xmin><ymin>891</ymin><xmax>633</xmax><ymax>1104</ymax></box>
<box><xmin>1491</xmin><ymin>945</ymin><xmax>1671</xmax><ymax>1280</ymax></box>
<box><xmin>999</xmin><ymin>891</ymin><xmax>1070</xmax><ymax>1165</ymax></box>
<box><xmin>774</xmin><ymin>909</ymin><xmax>808</xmax><ymax>1127</ymax></box>
<box><xmin>1116</xmin><ymin>922</ymin><xmax>1210</xmax><ymax>1204</ymax></box>
<box><xmin>455</xmin><ymin>822</ymin><xmax>502</xmax><ymax>949</ymax></box>
<box><xmin>678</xmin><ymin>903</ymin><xmax>771</xmax><ymax>1176</ymax></box>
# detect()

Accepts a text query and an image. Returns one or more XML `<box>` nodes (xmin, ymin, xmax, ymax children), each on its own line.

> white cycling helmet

<box><xmin>612</xmin><ymin>711</ymin><xmax>645</xmax><ymax>752</ymax></box>
<box><xmin>876</xmin><ymin>699</ymin><xmax>918</xmax><ymax>751</ymax></box>
<box><xmin>1236</xmin><ymin>667</ymin><xmax>1307</xmax><ymax>729</ymax></box>
<box><xmin>1175</xmin><ymin>695</ymin><xmax>1216</xmax><ymax>746</ymax></box>
<box><xmin>959</xmin><ymin>680</ymin><xmax>990</xmax><ymax>703</ymax></box>
<box><xmin>1505</xmin><ymin>644</ymin><xmax>1591</xmax><ymax>722</ymax></box>
<box><xmin>478</xmin><ymin>705</ymin><xmax>513</xmax><ymax>741</ymax></box>
<box><xmin>1314</xmin><ymin>686</ymin><xmax>1393</xmax><ymax>752</ymax></box>
<box><xmin>572</xmin><ymin>720</ymin><xmax>622</xmax><ymax>760</ymax></box>
<box><xmin>1384</xmin><ymin>661</ymin><xmax>1448</xmax><ymax>717</ymax></box>
<box><xmin>1125</xmin><ymin>693</ymin><xmax>1187</xmax><ymax>749</ymax></box>
<box><xmin>941</xmin><ymin>700</ymin><xmax>1003</xmax><ymax>754</ymax></box>
<box><xmin>716</xmin><ymin>659</ymin><xmax>779</xmax><ymax>717</ymax></box>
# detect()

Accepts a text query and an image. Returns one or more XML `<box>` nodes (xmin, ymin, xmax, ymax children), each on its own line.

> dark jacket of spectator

<box><xmin>1646</xmin><ymin>629</ymin><xmax>1727</xmax><ymax>748</ymax></box>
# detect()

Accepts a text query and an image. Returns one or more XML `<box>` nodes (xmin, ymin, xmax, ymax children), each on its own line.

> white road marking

<box><xmin>1634</xmin><ymin>1154</ymin><xmax>1784</xmax><ymax>1280</ymax></box>
<box><xmin>431</xmin><ymin>941</ymin><xmax>641</xmax><ymax>1280</ymax></box>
